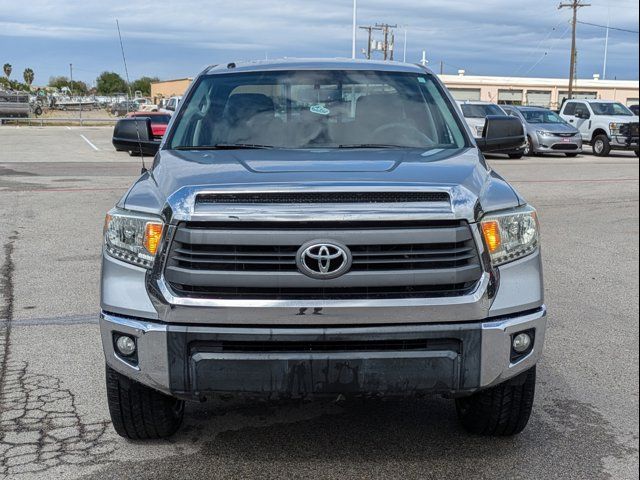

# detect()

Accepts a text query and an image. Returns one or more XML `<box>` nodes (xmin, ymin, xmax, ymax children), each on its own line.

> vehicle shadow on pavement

<box><xmin>80</xmin><ymin>390</ymin><xmax>635</xmax><ymax>480</ymax></box>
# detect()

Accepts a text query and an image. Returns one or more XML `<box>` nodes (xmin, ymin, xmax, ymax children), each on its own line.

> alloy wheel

<box><xmin>594</xmin><ymin>140</ymin><xmax>604</xmax><ymax>154</ymax></box>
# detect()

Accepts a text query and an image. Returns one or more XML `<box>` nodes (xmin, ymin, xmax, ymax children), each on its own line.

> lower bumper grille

<box><xmin>191</xmin><ymin>338</ymin><xmax>462</xmax><ymax>353</ymax></box>
<box><xmin>551</xmin><ymin>143</ymin><xmax>579</xmax><ymax>151</ymax></box>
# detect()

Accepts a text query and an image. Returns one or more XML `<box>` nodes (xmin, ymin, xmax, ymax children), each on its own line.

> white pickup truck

<box><xmin>559</xmin><ymin>99</ymin><xmax>639</xmax><ymax>157</ymax></box>
<box><xmin>158</xmin><ymin>95</ymin><xmax>182</xmax><ymax>114</ymax></box>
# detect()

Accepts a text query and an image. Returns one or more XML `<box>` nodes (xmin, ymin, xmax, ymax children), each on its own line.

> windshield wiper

<box><xmin>174</xmin><ymin>143</ymin><xmax>274</xmax><ymax>150</ymax></box>
<box><xmin>338</xmin><ymin>143</ymin><xmax>411</xmax><ymax>149</ymax></box>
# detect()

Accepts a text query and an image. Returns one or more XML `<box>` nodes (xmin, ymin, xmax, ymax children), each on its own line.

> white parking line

<box><xmin>79</xmin><ymin>134</ymin><xmax>99</xmax><ymax>151</ymax></box>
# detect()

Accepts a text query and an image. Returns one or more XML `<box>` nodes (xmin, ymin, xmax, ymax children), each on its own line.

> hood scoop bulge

<box><xmin>243</xmin><ymin>159</ymin><xmax>398</xmax><ymax>173</ymax></box>
<box><xmin>195</xmin><ymin>191</ymin><xmax>450</xmax><ymax>205</ymax></box>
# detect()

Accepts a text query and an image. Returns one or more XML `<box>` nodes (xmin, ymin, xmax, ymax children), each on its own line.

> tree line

<box><xmin>2</xmin><ymin>64</ymin><xmax>159</xmax><ymax>97</ymax></box>
<box><xmin>1</xmin><ymin>63</ymin><xmax>34</xmax><ymax>92</ymax></box>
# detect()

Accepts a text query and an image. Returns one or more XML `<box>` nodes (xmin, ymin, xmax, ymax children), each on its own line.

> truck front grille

<box><xmin>169</xmin><ymin>283</ymin><xmax>479</xmax><ymax>300</ymax></box>
<box><xmin>620</xmin><ymin>122</ymin><xmax>639</xmax><ymax>138</ymax></box>
<box><xmin>164</xmin><ymin>220</ymin><xmax>483</xmax><ymax>300</ymax></box>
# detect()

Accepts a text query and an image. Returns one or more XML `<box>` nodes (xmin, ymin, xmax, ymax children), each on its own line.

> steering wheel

<box><xmin>371</xmin><ymin>123</ymin><xmax>434</xmax><ymax>146</ymax></box>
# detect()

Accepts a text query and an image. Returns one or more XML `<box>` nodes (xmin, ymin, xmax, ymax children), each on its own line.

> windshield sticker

<box><xmin>310</xmin><ymin>104</ymin><xmax>330</xmax><ymax>115</ymax></box>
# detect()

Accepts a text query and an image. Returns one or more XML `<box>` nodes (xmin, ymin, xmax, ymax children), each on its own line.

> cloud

<box><xmin>0</xmin><ymin>0</ymin><xmax>637</xmax><ymax>83</ymax></box>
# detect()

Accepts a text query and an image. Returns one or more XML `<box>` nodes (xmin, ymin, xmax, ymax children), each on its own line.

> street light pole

<box><xmin>403</xmin><ymin>27</ymin><xmax>408</xmax><ymax>63</ymax></box>
<box><xmin>603</xmin><ymin>15</ymin><xmax>610</xmax><ymax>79</ymax></box>
<box><xmin>352</xmin><ymin>0</ymin><xmax>357</xmax><ymax>59</ymax></box>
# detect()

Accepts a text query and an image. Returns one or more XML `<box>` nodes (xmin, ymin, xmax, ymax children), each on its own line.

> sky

<box><xmin>0</xmin><ymin>0</ymin><xmax>638</xmax><ymax>87</ymax></box>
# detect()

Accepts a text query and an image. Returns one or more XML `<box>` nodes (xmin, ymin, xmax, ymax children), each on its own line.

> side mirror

<box><xmin>112</xmin><ymin>118</ymin><xmax>160</xmax><ymax>155</ymax></box>
<box><xmin>576</xmin><ymin>111</ymin><xmax>589</xmax><ymax>119</ymax></box>
<box><xmin>476</xmin><ymin>116</ymin><xmax>525</xmax><ymax>153</ymax></box>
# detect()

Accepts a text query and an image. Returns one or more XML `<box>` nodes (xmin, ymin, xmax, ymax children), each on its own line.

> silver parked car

<box><xmin>502</xmin><ymin>106</ymin><xmax>582</xmax><ymax>157</ymax></box>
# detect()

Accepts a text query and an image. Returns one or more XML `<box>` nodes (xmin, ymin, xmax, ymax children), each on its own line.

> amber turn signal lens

<box><xmin>103</xmin><ymin>213</ymin><xmax>112</xmax><ymax>235</ymax></box>
<box><xmin>482</xmin><ymin>220</ymin><xmax>502</xmax><ymax>253</ymax></box>
<box><xmin>143</xmin><ymin>222</ymin><xmax>163</xmax><ymax>255</ymax></box>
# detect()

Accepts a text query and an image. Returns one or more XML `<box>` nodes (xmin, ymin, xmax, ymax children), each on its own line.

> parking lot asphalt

<box><xmin>0</xmin><ymin>126</ymin><xmax>638</xmax><ymax>480</ymax></box>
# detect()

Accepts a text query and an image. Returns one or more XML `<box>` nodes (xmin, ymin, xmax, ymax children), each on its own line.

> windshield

<box><xmin>590</xmin><ymin>102</ymin><xmax>634</xmax><ymax>116</ymax></box>
<box><xmin>521</xmin><ymin>110</ymin><xmax>566</xmax><ymax>124</ymax></box>
<box><xmin>460</xmin><ymin>103</ymin><xmax>504</xmax><ymax>118</ymax></box>
<box><xmin>168</xmin><ymin>70</ymin><xmax>467</xmax><ymax>150</ymax></box>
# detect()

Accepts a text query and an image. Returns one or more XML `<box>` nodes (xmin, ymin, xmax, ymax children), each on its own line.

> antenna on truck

<box><xmin>116</xmin><ymin>19</ymin><xmax>147</xmax><ymax>174</ymax></box>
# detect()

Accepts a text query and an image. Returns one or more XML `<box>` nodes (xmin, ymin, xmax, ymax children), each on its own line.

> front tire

<box><xmin>456</xmin><ymin>366</ymin><xmax>536</xmax><ymax>436</ymax></box>
<box><xmin>106</xmin><ymin>365</ymin><xmax>184</xmax><ymax>439</ymax></box>
<box><xmin>523</xmin><ymin>136</ymin><xmax>534</xmax><ymax>156</ymax></box>
<box><xmin>592</xmin><ymin>135</ymin><xmax>611</xmax><ymax>156</ymax></box>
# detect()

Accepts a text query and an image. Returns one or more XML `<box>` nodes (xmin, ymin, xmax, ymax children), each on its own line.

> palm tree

<box><xmin>23</xmin><ymin>68</ymin><xmax>34</xmax><ymax>86</ymax></box>
<box><xmin>3</xmin><ymin>63</ymin><xmax>11</xmax><ymax>79</ymax></box>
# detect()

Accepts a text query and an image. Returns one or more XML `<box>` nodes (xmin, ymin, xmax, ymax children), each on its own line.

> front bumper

<box><xmin>611</xmin><ymin>135</ymin><xmax>639</xmax><ymax>149</ymax></box>
<box><xmin>100</xmin><ymin>306</ymin><xmax>547</xmax><ymax>400</ymax></box>
<box><xmin>533</xmin><ymin>134</ymin><xmax>582</xmax><ymax>153</ymax></box>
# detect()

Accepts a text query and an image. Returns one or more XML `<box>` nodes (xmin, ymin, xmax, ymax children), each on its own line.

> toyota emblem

<box><xmin>296</xmin><ymin>241</ymin><xmax>352</xmax><ymax>279</ymax></box>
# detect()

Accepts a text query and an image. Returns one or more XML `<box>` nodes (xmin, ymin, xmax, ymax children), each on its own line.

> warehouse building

<box><xmin>150</xmin><ymin>78</ymin><xmax>193</xmax><ymax>104</ymax></box>
<box><xmin>150</xmin><ymin>72</ymin><xmax>639</xmax><ymax>111</ymax></box>
<box><xmin>442</xmin><ymin>72</ymin><xmax>639</xmax><ymax>109</ymax></box>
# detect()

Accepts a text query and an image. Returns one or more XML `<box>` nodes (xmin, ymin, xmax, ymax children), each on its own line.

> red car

<box><xmin>126</xmin><ymin>111</ymin><xmax>172</xmax><ymax>138</ymax></box>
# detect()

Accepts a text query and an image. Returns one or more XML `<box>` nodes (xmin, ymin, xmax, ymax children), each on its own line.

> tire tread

<box><xmin>105</xmin><ymin>365</ymin><xmax>184</xmax><ymax>439</ymax></box>
<box><xmin>456</xmin><ymin>366</ymin><xmax>536</xmax><ymax>436</ymax></box>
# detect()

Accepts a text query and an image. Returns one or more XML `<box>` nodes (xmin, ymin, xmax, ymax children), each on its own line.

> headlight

<box><xmin>103</xmin><ymin>209</ymin><xmax>164</xmax><ymax>268</ymax></box>
<box><xmin>475</xmin><ymin>125</ymin><xmax>485</xmax><ymax>137</ymax></box>
<box><xmin>536</xmin><ymin>130</ymin><xmax>552</xmax><ymax>136</ymax></box>
<box><xmin>480</xmin><ymin>206</ymin><xmax>539</xmax><ymax>266</ymax></box>
<box><xmin>609</xmin><ymin>122</ymin><xmax>620</xmax><ymax>135</ymax></box>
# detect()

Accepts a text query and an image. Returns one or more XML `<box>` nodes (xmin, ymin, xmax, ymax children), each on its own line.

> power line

<box><xmin>576</xmin><ymin>20</ymin><xmax>639</xmax><ymax>34</ymax></box>
<box><xmin>513</xmin><ymin>17</ymin><xmax>570</xmax><ymax>76</ymax></box>
<box><xmin>522</xmin><ymin>23</ymin><xmax>573</xmax><ymax>76</ymax></box>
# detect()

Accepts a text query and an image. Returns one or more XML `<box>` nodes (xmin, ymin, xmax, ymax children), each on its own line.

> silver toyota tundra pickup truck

<box><xmin>104</xmin><ymin>59</ymin><xmax>545</xmax><ymax>440</ymax></box>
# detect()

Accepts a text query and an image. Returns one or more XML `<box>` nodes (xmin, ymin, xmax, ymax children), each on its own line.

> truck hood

<box><xmin>593</xmin><ymin>115</ymin><xmax>639</xmax><ymax>124</ymax></box>
<box><xmin>121</xmin><ymin>147</ymin><xmax>524</xmax><ymax>222</ymax></box>
<box><xmin>530</xmin><ymin>122</ymin><xmax>578</xmax><ymax>134</ymax></box>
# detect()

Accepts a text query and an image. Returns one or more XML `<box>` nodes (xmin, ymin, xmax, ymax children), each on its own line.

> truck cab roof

<box><xmin>206</xmin><ymin>58</ymin><xmax>431</xmax><ymax>75</ymax></box>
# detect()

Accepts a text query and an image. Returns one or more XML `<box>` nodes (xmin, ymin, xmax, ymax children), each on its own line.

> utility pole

<box><xmin>359</xmin><ymin>26</ymin><xmax>378</xmax><ymax>59</ymax></box>
<box><xmin>558</xmin><ymin>0</ymin><xmax>590</xmax><ymax>99</ymax></box>
<box><xmin>359</xmin><ymin>24</ymin><xmax>396</xmax><ymax>60</ymax></box>
<box><xmin>375</xmin><ymin>23</ymin><xmax>397</xmax><ymax>61</ymax></box>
